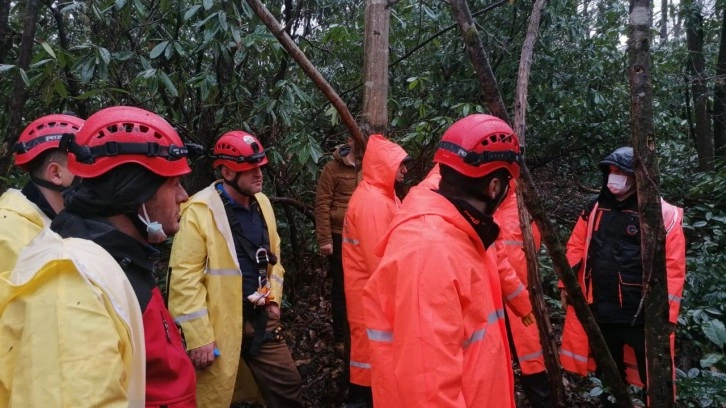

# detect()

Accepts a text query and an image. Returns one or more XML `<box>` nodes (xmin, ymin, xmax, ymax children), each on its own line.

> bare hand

<box><xmin>521</xmin><ymin>312</ymin><xmax>535</xmax><ymax>327</ymax></box>
<box><xmin>190</xmin><ymin>342</ymin><xmax>216</xmax><ymax>369</ymax></box>
<box><xmin>560</xmin><ymin>289</ymin><xmax>569</xmax><ymax>309</ymax></box>
<box><xmin>319</xmin><ymin>243</ymin><xmax>333</xmax><ymax>256</ymax></box>
<box><xmin>266</xmin><ymin>302</ymin><xmax>281</xmax><ymax>319</ymax></box>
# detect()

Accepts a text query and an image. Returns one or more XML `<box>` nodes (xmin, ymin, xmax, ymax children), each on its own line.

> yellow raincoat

<box><xmin>167</xmin><ymin>182</ymin><xmax>285</xmax><ymax>408</ymax></box>
<box><xmin>0</xmin><ymin>189</ymin><xmax>50</xmax><ymax>272</ymax></box>
<box><xmin>0</xmin><ymin>228</ymin><xmax>146</xmax><ymax>407</ymax></box>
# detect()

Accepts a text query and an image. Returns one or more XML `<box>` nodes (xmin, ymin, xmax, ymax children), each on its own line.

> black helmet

<box><xmin>599</xmin><ymin>147</ymin><xmax>633</xmax><ymax>174</ymax></box>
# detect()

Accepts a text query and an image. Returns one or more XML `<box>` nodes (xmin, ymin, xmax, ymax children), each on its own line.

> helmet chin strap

<box><xmin>30</xmin><ymin>175</ymin><xmax>66</xmax><ymax>192</ymax></box>
<box><xmin>137</xmin><ymin>203</ymin><xmax>167</xmax><ymax>244</ymax></box>
<box><xmin>223</xmin><ymin>172</ymin><xmax>255</xmax><ymax>197</ymax></box>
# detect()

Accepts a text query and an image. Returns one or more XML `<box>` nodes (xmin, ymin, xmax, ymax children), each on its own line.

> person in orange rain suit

<box><xmin>559</xmin><ymin>147</ymin><xmax>686</xmax><ymax>405</ymax></box>
<box><xmin>420</xmin><ymin>164</ymin><xmax>552</xmax><ymax>407</ymax></box>
<box><xmin>342</xmin><ymin>134</ymin><xmax>409</xmax><ymax>408</ymax></box>
<box><xmin>363</xmin><ymin>114</ymin><xmax>522</xmax><ymax>408</ymax></box>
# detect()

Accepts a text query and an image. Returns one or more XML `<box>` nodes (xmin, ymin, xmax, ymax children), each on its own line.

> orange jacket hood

<box><xmin>361</xmin><ymin>135</ymin><xmax>408</xmax><ymax>194</ymax></box>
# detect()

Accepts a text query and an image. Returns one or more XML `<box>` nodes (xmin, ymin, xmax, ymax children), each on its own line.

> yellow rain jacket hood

<box><xmin>0</xmin><ymin>228</ymin><xmax>146</xmax><ymax>407</ymax></box>
<box><xmin>0</xmin><ymin>189</ymin><xmax>50</xmax><ymax>271</ymax></box>
<box><xmin>167</xmin><ymin>182</ymin><xmax>285</xmax><ymax>408</ymax></box>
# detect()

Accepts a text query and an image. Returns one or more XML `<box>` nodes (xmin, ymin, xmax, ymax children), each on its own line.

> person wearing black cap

<box><xmin>559</xmin><ymin>146</ymin><xmax>686</xmax><ymax>405</ymax></box>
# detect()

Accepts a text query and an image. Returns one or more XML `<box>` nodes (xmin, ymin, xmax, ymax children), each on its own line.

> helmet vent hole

<box><xmin>123</xmin><ymin>123</ymin><xmax>134</xmax><ymax>133</ymax></box>
<box><xmin>97</xmin><ymin>130</ymin><xmax>106</xmax><ymax>139</ymax></box>
<box><xmin>251</xmin><ymin>142</ymin><xmax>259</xmax><ymax>153</ymax></box>
<box><xmin>107</xmin><ymin>125</ymin><xmax>118</xmax><ymax>133</ymax></box>
<box><xmin>153</xmin><ymin>132</ymin><xmax>163</xmax><ymax>140</ymax></box>
<box><xmin>139</xmin><ymin>125</ymin><xmax>149</xmax><ymax>133</ymax></box>
<box><xmin>48</xmin><ymin>121</ymin><xmax>58</xmax><ymax>127</ymax></box>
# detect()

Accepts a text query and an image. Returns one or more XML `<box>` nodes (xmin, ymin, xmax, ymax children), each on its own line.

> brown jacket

<box><xmin>315</xmin><ymin>144</ymin><xmax>360</xmax><ymax>247</ymax></box>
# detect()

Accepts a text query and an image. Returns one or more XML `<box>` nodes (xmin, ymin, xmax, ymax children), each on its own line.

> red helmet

<box><xmin>14</xmin><ymin>114</ymin><xmax>84</xmax><ymax>170</ymax></box>
<box><xmin>64</xmin><ymin>106</ymin><xmax>191</xmax><ymax>178</ymax></box>
<box><xmin>433</xmin><ymin>114</ymin><xmax>521</xmax><ymax>178</ymax></box>
<box><xmin>211</xmin><ymin>130</ymin><xmax>268</xmax><ymax>172</ymax></box>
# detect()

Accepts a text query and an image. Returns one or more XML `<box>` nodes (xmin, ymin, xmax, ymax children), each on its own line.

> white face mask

<box><xmin>138</xmin><ymin>203</ymin><xmax>168</xmax><ymax>244</ymax></box>
<box><xmin>607</xmin><ymin>173</ymin><xmax>633</xmax><ymax>196</ymax></box>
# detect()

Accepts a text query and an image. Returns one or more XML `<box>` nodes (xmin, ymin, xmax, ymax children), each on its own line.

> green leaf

<box><xmin>76</xmin><ymin>89</ymin><xmax>101</xmax><ymax>100</ymax></box>
<box><xmin>138</xmin><ymin>68</ymin><xmax>157</xmax><ymax>79</ymax></box>
<box><xmin>165</xmin><ymin>42</ymin><xmax>174</xmax><ymax>59</ymax></box>
<box><xmin>0</xmin><ymin>64</ymin><xmax>15</xmax><ymax>73</ymax></box>
<box><xmin>134</xmin><ymin>0</ymin><xmax>147</xmax><ymax>17</ymax></box>
<box><xmin>98</xmin><ymin>47</ymin><xmax>111</xmax><ymax>65</ymax></box>
<box><xmin>184</xmin><ymin>5</ymin><xmax>201</xmax><ymax>21</ymax></box>
<box><xmin>702</xmin><ymin>320</ymin><xmax>726</xmax><ymax>348</ymax></box>
<box><xmin>19</xmin><ymin>68</ymin><xmax>29</xmax><ymax>87</ymax></box>
<box><xmin>115</xmin><ymin>0</ymin><xmax>127</xmax><ymax>9</ymax></box>
<box><xmin>53</xmin><ymin>79</ymin><xmax>68</xmax><ymax>98</ymax></box>
<box><xmin>203</xmin><ymin>0</ymin><xmax>213</xmax><ymax>10</ymax></box>
<box><xmin>41</xmin><ymin>42</ymin><xmax>56</xmax><ymax>59</ymax></box>
<box><xmin>693</xmin><ymin>220</ymin><xmax>708</xmax><ymax>228</ymax></box>
<box><xmin>30</xmin><ymin>59</ymin><xmax>53</xmax><ymax>68</ymax></box>
<box><xmin>218</xmin><ymin>11</ymin><xmax>228</xmax><ymax>31</ymax></box>
<box><xmin>150</xmin><ymin>41</ymin><xmax>169</xmax><ymax>59</ymax></box>
<box><xmin>158</xmin><ymin>71</ymin><xmax>178</xmax><ymax>97</ymax></box>
<box><xmin>700</xmin><ymin>353</ymin><xmax>724</xmax><ymax>368</ymax></box>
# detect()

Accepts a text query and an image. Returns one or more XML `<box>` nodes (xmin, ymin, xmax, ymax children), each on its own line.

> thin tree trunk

<box><xmin>0</xmin><ymin>0</ymin><xmax>10</xmax><ymax>63</ymax></box>
<box><xmin>448</xmin><ymin>0</ymin><xmax>633</xmax><ymax>406</ymax></box>
<box><xmin>628</xmin><ymin>1</ymin><xmax>674</xmax><ymax>406</ymax></box>
<box><xmin>513</xmin><ymin>0</ymin><xmax>567</xmax><ymax>405</ymax></box>
<box><xmin>448</xmin><ymin>0</ymin><xmax>509</xmax><ymax>122</ymax></box>
<box><xmin>685</xmin><ymin>0</ymin><xmax>714</xmax><ymax>170</ymax></box>
<box><xmin>0</xmin><ymin>0</ymin><xmax>41</xmax><ymax>192</ymax></box>
<box><xmin>361</xmin><ymin>0</ymin><xmax>391</xmax><ymax>136</ymax></box>
<box><xmin>714</xmin><ymin>7</ymin><xmax>726</xmax><ymax>160</ymax></box>
<box><xmin>245</xmin><ymin>0</ymin><xmax>367</xmax><ymax>152</ymax></box>
<box><xmin>47</xmin><ymin>0</ymin><xmax>87</xmax><ymax>118</ymax></box>
<box><xmin>660</xmin><ymin>0</ymin><xmax>668</xmax><ymax>41</ymax></box>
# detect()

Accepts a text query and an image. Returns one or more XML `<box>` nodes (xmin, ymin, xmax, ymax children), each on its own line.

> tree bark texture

<box><xmin>449</xmin><ymin>0</ymin><xmax>632</xmax><ymax>406</ymax></box>
<box><xmin>0</xmin><ymin>0</ymin><xmax>10</xmax><ymax>64</ymax></box>
<box><xmin>0</xmin><ymin>0</ymin><xmax>41</xmax><ymax>193</ymax></box>
<box><xmin>448</xmin><ymin>0</ymin><xmax>509</xmax><ymax>123</ymax></box>
<box><xmin>361</xmin><ymin>0</ymin><xmax>391</xmax><ymax>136</ymax></box>
<box><xmin>660</xmin><ymin>0</ymin><xmax>668</xmax><ymax>41</ymax></box>
<box><xmin>684</xmin><ymin>0</ymin><xmax>714</xmax><ymax>170</ymax></box>
<box><xmin>245</xmin><ymin>0</ymin><xmax>367</xmax><ymax>152</ymax></box>
<box><xmin>713</xmin><ymin>7</ymin><xmax>726</xmax><ymax>159</ymax></box>
<box><xmin>628</xmin><ymin>1</ymin><xmax>674</xmax><ymax>406</ymax></box>
<box><xmin>513</xmin><ymin>0</ymin><xmax>567</xmax><ymax>405</ymax></box>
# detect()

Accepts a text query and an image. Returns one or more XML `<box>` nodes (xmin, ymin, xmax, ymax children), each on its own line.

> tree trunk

<box><xmin>361</xmin><ymin>0</ymin><xmax>390</xmax><ymax>136</ymax></box>
<box><xmin>448</xmin><ymin>0</ymin><xmax>633</xmax><ymax>406</ymax></box>
<box><xmin>47</xmin><ymin>0</ymin><xmax>87</xmax><ymax>118</ymax></box>
<box><xmin>448</xmin><ymin>0</ymin><xmax>509</xmax><ymax>123</ymax></box>
<box><xmin>628</xmin><ymin>1</ymin><xmax>674</xmax><ymax>406</ymax></box>
<box><xmin>0</xmin><ymin>0</ymin><xmax>10</xmax><ymax>64</ymax></box>
<box><xmin>685</xmin><ymin>0</ymin><xmax>714</xmax><ymax>170</ymax></box>
<box><xmin>513</xmin><ymin>0</ymin><xmax>567</xmax><ymax>405</ymax></box>
<box><xmin>713</xmin><ymin>7</ymin><xmax>726</xmax><ymax>160</ymax></box>
<box><xmin>0</xmin><ymin>0</ymin><xmax>41</xmax><ymax>192</ymax></box>
<box><xmin>245</xmin><ymin>0</ymin><xmax>367</xmax><ymax>152</ymax></box>
<box><xmin>660</xmin><ymin>0</ymin><xmax>668</xmax><ymax>41</ymax></box>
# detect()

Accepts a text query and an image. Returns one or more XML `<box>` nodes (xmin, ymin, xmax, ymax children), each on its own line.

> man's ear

<box><xmin>44</xmin><ymin>162</ymin><xmax>64</xmax><ymax>187</ymax></box>
<box><xmin>486</xmin><ymin>177</ymin><xmax>501</xmax><ymax>200</ymax></box>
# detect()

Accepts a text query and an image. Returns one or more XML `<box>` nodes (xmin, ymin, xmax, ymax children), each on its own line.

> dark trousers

<box><xmin>330</xmin><ymin>233</ymin><xmax>348</xmax><ymax>343</ymax></box>
<box><xmin>597</xmin><ymin>323</ymin><xmax>648</xmax><ymax>406</ymax></box>
<box><xmin>242</xmin><ymin>312</ymin><xmax>304</xmax><ymax>408</ymax></box>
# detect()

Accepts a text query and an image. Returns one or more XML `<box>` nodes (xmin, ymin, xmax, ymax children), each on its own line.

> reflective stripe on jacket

<box><xmin>342</xmin><ymin>135</ymin><xmax>408</xmax><ymax>386</ymax></box>
<box><xmin>559</xmin><ymin>198</ymin><xmax>686</xmax><ymax>382</ymax></box>
<box><xmin>0</xmin><ymin>189</ymin><xmax>50</xmax><ymax>272</ymax></box>
<box><xmin>168</xmin><ymin>182</ymin><xmax>284</xmax><ymax>407</ymax></box>
<box><xmin>363</xmin><ymin>186</ymin><xmax>515</xmax><ymax>408</ymax></box>
<box><xmin>0</xmin><ymin>229</ymin><xmax>146</xmax><ymax>407</ymax></box>
<box><xmin>493</xmin><ymin>188</ymin><xmax>545</xmax><ymax>374</ymax></box>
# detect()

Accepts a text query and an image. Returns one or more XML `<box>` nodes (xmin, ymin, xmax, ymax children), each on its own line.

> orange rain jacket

<box><xmin>493</xmin><ymin>187</ymin><xmax>546</xmax><ymax>375</ymax></box>
<box><xmin>420</xmin><ymin>166</ymin><xmax>533</xmax><ymax>318</ymax></box>
<box><xmin>363</xmin><ymin>185</ymin><xmax>515</xmax><ymax>408</ymax></box>
<box><xmin>559</xmin><ymin>199</ymin><xmax>686</xmax><ymax>385</ymax></box>
<box><xmin>342</xmin><ymin>134</ymin><xmax>408</xmax><ymax>386</ymax></box>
